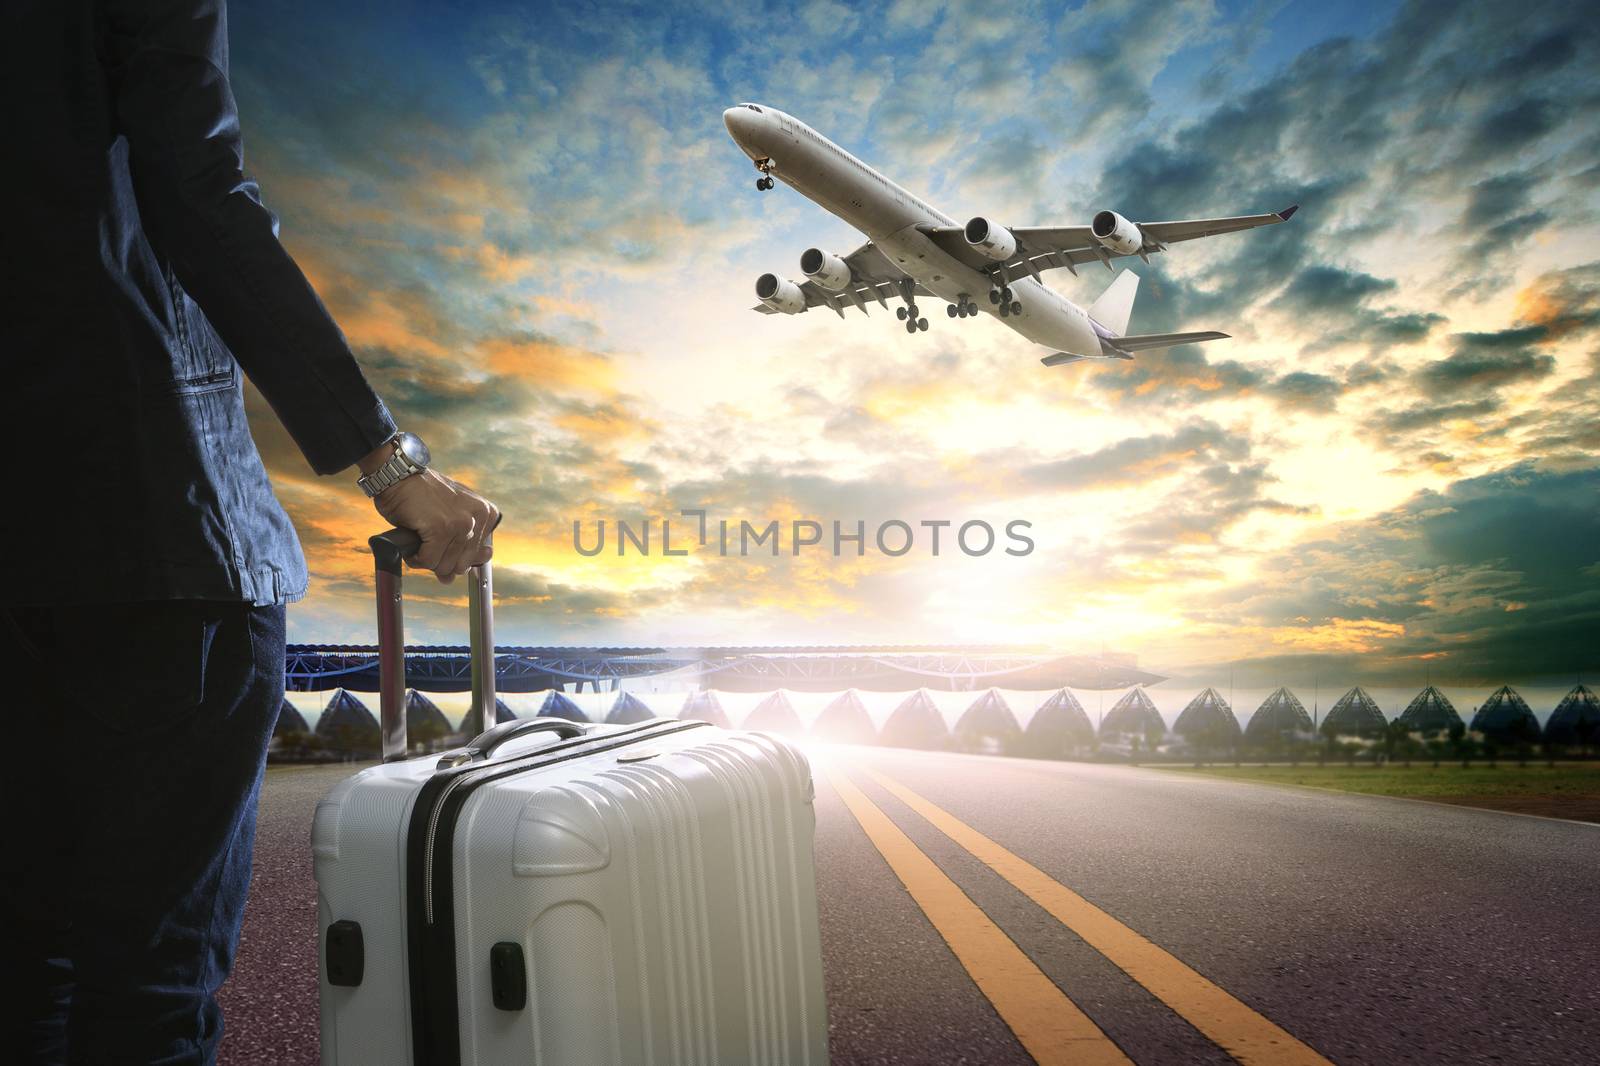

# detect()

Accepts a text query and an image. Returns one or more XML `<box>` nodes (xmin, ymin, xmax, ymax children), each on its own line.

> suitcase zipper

<box><xmin>422</xmin><ymin>775</ymin><xmax>467</xmax><ymax>925</ymax></box>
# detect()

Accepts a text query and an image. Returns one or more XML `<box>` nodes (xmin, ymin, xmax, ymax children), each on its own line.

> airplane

<box><xmin>723</xmin><ymin>102</ymin><xmax>1298</xmax><ymax>367</ymax></box>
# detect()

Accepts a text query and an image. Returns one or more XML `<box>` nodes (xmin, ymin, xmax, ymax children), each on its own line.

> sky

<box><xmin>227</xmin><ymin>0</ymin><xmax>1600</xmax><ymax>688</ymax></box>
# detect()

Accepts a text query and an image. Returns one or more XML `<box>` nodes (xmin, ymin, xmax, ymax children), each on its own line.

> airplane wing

<box><xmin>919</xmin><ymin>205</ymin><xmax>1298</xmax><ymax>281</ymax></box>
<box><xmin>751</xmin><ymin>240</ymin><xmax>935</xmax><ymax>317</ymax></box>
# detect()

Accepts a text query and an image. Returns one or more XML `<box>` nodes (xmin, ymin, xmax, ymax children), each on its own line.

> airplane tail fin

<box><xmin>1088</xmin><ymin>269</ymin><xmax>1139</xmax><ymax>335</ymax></box>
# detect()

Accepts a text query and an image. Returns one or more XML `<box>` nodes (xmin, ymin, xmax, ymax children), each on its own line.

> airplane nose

<box><xmin>723</xmin><ymin>106</ymin><xmax>748</xmax><ymax>139</ymax></box>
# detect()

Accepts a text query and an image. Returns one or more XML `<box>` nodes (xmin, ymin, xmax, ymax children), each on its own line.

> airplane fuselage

<box><xmin>725</xmin><ymin>103</ymin><xmax>1103</xmax><ymax>355</ymax></box>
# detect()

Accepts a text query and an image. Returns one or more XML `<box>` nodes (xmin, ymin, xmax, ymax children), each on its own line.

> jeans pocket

<box><xmin>57</xmin><ymin>603</ymin><xmax>221</xmax><ymax>735</ymax></box>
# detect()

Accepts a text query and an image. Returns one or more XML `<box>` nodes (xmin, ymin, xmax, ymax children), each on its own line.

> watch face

<box><xmin>394</xmin><ymin>431</ymin><xmax>430</xmax><ymax>469</ymax></box>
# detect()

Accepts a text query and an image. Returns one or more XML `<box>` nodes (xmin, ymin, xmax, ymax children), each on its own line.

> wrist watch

<box><xmin>358</xmin><ymin>431</ymin><xmax>431</xmax><ymax>498</ymax></box>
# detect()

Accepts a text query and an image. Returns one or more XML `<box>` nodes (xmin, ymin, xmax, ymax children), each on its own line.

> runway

<box><xmin>218</xmin><ymin>746</ymin><xmax>1600</xmax><ymax>1064</ymax></box>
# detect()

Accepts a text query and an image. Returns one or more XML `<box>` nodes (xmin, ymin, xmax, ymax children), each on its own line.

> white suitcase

<box><xmin>313</xmin><ymin>529</ymin><xmax>828</xmax><ymax>1065</ymax></box>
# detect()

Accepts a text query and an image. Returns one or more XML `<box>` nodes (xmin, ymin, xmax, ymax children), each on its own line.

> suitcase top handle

<box><xmin>439</xmin><ymin>717</ymin><xmax>590</xmax><ymax>770</ymax></box>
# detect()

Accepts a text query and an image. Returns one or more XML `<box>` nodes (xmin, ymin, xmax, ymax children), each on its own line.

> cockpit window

<box><xmin>747</xmin><ymin>104</ymin><xmax>762</xmax><ymax>113</ymax></box>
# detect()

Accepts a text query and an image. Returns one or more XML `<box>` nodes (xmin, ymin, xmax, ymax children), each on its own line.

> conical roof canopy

<box><xmin>811</xmin><ymin>690</ymin><xmax>877</xmax><ymax>744</ymax></box>
<box><xmin>680</xmin><ymin>690</ymin><xmax>730</xmax><ymax>729</ymax></box>
<box><xmin>493</xmin><ymin>697</ymin><xmax>519</xmax><ymax>724</ymax></box>
<box><xmin>955</xmin><ymin>690</ymin><xmax>1021</xmax><ymax>739</ymax></box>
<box><xmin>744</xmin><ymin>691</ymin><xmax>803</xmax><ymax>735</ymax></box>
<box><xmin>881</xmin><ymin>689</ymin><xmax>949</xmax><ymax>749</ymax></box>
<box><xmin>1325</xmin><ymin>687</ymin><xmax>1387</xmax><ymax>737</ymax></box>
<box><xmin>951</xmin><ymin>690</ymin><xmax>1020</xmax><ymax>755</ymax></box>
<box><xmin>1245</xmin><ymin>687</ymin><xmax>1312</xmax><ymax>740</ymax></box>
<box><xmin>606</xmin><ymin>691</ymin><xmax>655</xmax><ymax>725</ymax></box>
<box><xmin>1174</xmin><ymin>688</ymin><xmax>1241</xmax><ymax>740</ymax></box>
<box><xmin>315</xmin><ymin>689</ymin><xmax>378</xmax><ymax>751</ymax></box>
<box><xmin>1023</xmin><ymin>689</ymin><xmax>1094</xmax><ymax>755</ymax></box>
<box><xmin>316</xmin><ymin>689</ymin><xmax>376</xmax><ymax>734</ymax></box>
<box><xmin>1470</xmin><ymin>686</ymin><xmax>1539</xmax><ymax>742</ymax></box>
<box><xmin>404</xmin><ymin>690</ymin><xmax>451</xmax><ymax>736</ymax></box>
<box><xmin>1100</xmin><ymin>688</ymin><xmax>1166</xmax><ymax>740</ymax></box>
<box><xmin>538</xmin><ymin>690</ymin><xmax>590</xmax><ymax>723</ymax></box>
<box><xmin>1544</xmin><ymin>684</ymin><xmax>1600</xmax><ymax>745</ymax></box>
<box><xmin>274</xmin><ymin>698</ymin><xmax>309</xmax><ymax>737</ymax></box>
<box><xmin>1397</xmin><ymin>686</ymin><xmax>1461</xmax><ymax>735</ymax></box>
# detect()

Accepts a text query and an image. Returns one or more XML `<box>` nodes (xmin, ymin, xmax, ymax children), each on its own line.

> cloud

<box><xmin>1204</xmin><ymin>463</ymin><xmax>1600</xmax><ymax>682</ymax></box>
<box><xmin>1279</xmin><ymin>266</ymin><xmax>1395</xmax><ymax>314</ymax></box>
<box><xmin>1413</xmin><ymin>329</ymin><xmax>1557</xmax><ymax>395</ymax></box>
<box><xmin>1019</xmin><ymin>422</ymin><xmax>1246</xmax><ymax>491</ymax></box>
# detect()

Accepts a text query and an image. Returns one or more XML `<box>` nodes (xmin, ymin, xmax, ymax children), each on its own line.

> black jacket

<box><xmin>1</xmin><ymin>0</ymin><xmax>395</xmax><ymax>604</ymax></box>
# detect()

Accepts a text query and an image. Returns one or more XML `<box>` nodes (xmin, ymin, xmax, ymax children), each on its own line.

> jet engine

<box><xmin>756</xmin><ymin>272</ymin><xmax>806</xmax><ymax>314</ymax></box>
<box><xmin>800</xmin><ymin>247</ymin><xmax>852</xmax><ymax>291</ymax></box>
<box><xmin>1091</xmin><ymin>210</ymin><xmax>1144</xmax><ymax>256</ymax></box>
<box><xmin>964</xmin><ymin>216</ymin><xmax>1017</xmax><ymax>261</ymax></box>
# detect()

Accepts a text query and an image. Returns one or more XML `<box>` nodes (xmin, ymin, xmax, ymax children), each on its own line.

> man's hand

<box><xmin>361</xmin><ymin>445</ymin><xmax>500</xmax><ymax>582</ymax></box>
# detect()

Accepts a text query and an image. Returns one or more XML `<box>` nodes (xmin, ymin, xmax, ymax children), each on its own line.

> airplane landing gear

<box><xmin>895</xmin><ymin>279</ymin><xmax>926</xmax><ymax>333</ymax></box>
<box><xmin>950</xmin><ymin>296</ymin><xmax>979</xmax><ymax>318</ymax></box>
<box><xmin>753</xmin><ymin>158</ymin><xmax>776</xmax><ymax>191</ymax></box>
<box><xmin>756</xmin><ymin>176</ymin><xmax>774</xmax><ymax>190</ymax></box>
<box><xmin>991</xmin><ymin>282</ymin><xmax>1021</xmax><ymax>317</ymax></box>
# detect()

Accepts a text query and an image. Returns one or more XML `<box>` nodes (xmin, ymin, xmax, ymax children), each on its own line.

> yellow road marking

<box><xmin>866</xmin><ymin>768</ymin><xmax>1333</xmax><ymax>1066</ymax></box>
<box><xmin>823</xmin><ymin>767</ymin><xmax>1131</xmax><ymax>1066</ymax></box>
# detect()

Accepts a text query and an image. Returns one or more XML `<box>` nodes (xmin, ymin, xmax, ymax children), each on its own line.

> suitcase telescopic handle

<box><xmin>370</xmin><ymin>527</ymin><xmax>496</xmax><ymax>763</ymax></box>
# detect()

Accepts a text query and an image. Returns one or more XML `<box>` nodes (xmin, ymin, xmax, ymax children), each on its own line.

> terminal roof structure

<box><xmin>606</xmin><ymin>691</ymin><xmax>655</xmax><ymax>725</ymax></box>
<box><xmin>1174</xmin><ymin>688</ymin><xmax>1241</xmax><ymax>740</ymax></box>
<box><xmin>1023</xmin><ymin>689</ymin><xmax>1095</xmax><ymax>754</ymax></box>
<box><xmin>1325</xmin><ymin>687</ymin><xmax>1388</xmax><ymax>737</ymax></box>
<box><xmin>404</xmin><ymin>689</ymin><xmax>451</xmax><ymax>736</ymax></box>
<box><xmin>1244</xmin><ymin>687</ymin><xmax>1312</xmax><ymax>741</ymax></box>
<box><xmin>680</xmin><ymin>690</ymin><xmax>731</xmax><ymax>728</ymax></box>
<box><xmin>1100</xmin><ymin>688</ymin><xmax>1166</xmax><ymax>740</ymax></box>
<box><xmin>881</xmin><ymin>689</ymin><xmax>949</xmax><ymax>749</ymax></box>
<box><xmin>1397</xmin><ymin>685</ymin><xmax>1462</xmax><ymax>735</ymax></box>
<box><xmin>812</xmin><ymin>690</ymin><xmax>876</xmax><ymax>744</ymax></box>
<box><xmin>315</xmin><ymin>689</ymin><xmax>377</xmax><ymax>739</ymax></box>
<box><xmin>538</xmin><ymin>690</ymin><xmax>589</xmax><ymax>723</ymax></box>
<box><xmin>273</xmin><ymin>698</ymin><xmax>309</xmax><ymax>737</ymax></box>
<box><xmin>1470</xmin><ymin>686</ymin><xmax>1540</xmax><ymax>742</ymax></box>
<box><xmin>955</xmin><ymin>690</ymin><xmax>1021</xmax><ymax>741</ymax></box>
<box><xmin>284</xmin><ymin>643</ymin><xmax>1163</xmax><ymax>693</ymax></box>
<box><xmin>744</xmin><ymin>691</ymin><xmax>804</xmax><ymax>735</ymax></box>
<box><xmin>1544</xmin><ymin>684</ymin><xmax>1599</xmax><ymax>745</ymax></box>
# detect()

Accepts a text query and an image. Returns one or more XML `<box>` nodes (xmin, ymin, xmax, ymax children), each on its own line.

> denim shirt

<box><xmin>1</xmin><ymin>0</ymin><xmax>396</xmax><ymax>605</ymax></box>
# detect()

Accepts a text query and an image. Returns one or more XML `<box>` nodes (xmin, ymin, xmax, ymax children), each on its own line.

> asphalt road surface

<box><xmin>218</xmin><ymin>747</ymin><xmax>1600</xmax><ymax>1065</ymax></box>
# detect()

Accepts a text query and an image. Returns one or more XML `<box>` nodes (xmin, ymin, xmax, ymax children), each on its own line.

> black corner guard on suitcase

<box><xmin>489</xmin><ymin>942</ymin><xmax>527</xmax><ymax>1011</ymax></box>
<box><xmin>325</xmin><ymin>920</ymin><xmax>365</xmax><ymax>987</ymax></box>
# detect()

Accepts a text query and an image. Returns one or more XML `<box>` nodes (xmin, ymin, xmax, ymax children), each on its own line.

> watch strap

<box><xmin>358</xmin><ymin>445</ymin><xmax>422</xmax><ymax>498</ymax></box>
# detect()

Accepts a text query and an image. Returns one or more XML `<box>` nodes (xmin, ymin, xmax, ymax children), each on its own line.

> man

<box><xmin>1</xmin><ymin>1</ymin><xmax>497</xmax><ymax>1061</ymax></box>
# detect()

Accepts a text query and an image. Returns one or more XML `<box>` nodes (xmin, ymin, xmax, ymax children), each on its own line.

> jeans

<box><xmin>1</xmin><ymin>600</ymin><xmax>285</xmax><ymax>1065</ymax></box>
